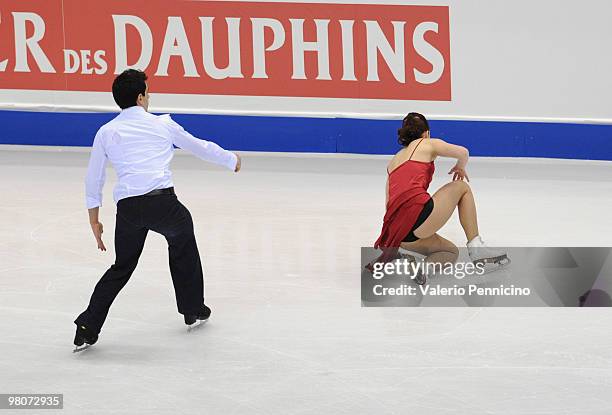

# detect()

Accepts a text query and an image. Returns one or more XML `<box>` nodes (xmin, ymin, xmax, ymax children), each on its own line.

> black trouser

<box><xmin>75</xmin><ymin>190</ymin><xmax>205</xmax><ymax>334</ymax></box>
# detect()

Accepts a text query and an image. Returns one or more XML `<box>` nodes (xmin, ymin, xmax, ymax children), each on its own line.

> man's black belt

<box><xmin>143</xmin><ymin>187</ymin><xmax>175</xmax><ymax>197</ymax></box>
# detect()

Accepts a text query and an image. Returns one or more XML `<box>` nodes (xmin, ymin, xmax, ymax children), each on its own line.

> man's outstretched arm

<box><xmin>161</xmin><ymin>115</ymin><xmax>240</xmax><ymax>172</ymax></box>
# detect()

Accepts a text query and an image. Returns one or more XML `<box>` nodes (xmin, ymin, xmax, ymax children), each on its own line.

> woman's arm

<box><xmin>430</xmin><ymin>139</ymin><xmax>469</xmax><ymax>165</ymax></box>
<box><xmin>430</xmin><ymin>138</ymin><xmax>470</xmax><ymax>181</ymax></box>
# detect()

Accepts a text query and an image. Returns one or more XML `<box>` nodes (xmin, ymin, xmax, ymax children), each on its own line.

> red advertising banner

<box><xmin>0</xmin><ymin>1</ymin><xmax>451</xmax><ymax>100</ymax></box>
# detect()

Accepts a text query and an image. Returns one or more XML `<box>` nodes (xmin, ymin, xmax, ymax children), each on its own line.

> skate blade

<box><xmin>413</xmin><ymin>272</ymin><xmax>427</xmax><ymax>286</ymax></box>
<box><xmin>72</xmin><ymin>344</ymin><xmax>92</xmax><ymax>353</ymax></box>
<box><xmin>474</xmin><ymin>256</ymin><xmax>511</xmax><ymax>274</ymax></box>
<box><xmin>187</xmin><ymin>319</ymin><xmax>208</xmax><ymax>333</ymax></box>
<box><xmin>399</xmin><ymin>254</ymin><xmax>418</xmax><ymax>264</ymax></box>
<box><xmin>399</xmin><ymin>248</ymin><xmax>424</xmax><ymax>262</ymax></box>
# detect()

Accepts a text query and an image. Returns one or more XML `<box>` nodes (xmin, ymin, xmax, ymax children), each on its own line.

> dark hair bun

<box><xmin>398</xmin><ymin>112</ymin><xmax>430</xmax><ymax>147</ymax></box>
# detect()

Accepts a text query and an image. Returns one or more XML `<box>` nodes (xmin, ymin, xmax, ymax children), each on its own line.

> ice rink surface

<box><xmin>1</xmin><ymin>146</ymin><xmax>611</xmax><ymax>414</ymax></box>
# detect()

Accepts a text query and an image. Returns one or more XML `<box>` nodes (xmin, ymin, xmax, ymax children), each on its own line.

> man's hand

<box><xmin>90</xmin><ymin>221</ymin><xmax>106</xmax><ymax>251</ymax></box>
<box><xmin>88</xmin><ymin>207</ymin><xmax>106</xmax><ymax>251</ymax></box>
<box><xmin>234</xmin><ymin>153</ymin><xmax>242</xmax><ymax>173</ymax></box>
<box><xmin>448</xmin><ymin>164</ymin><xmax>470</xmax><ymax>182</ymax></box>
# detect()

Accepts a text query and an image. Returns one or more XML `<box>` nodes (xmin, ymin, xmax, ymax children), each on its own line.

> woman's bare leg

<box><xmin>412</xmin><ymin>181</ymin><xmax>479</xmax><ymax>243</ymax></box>
<box><xmin>401</xmin><ymin>233</ymin><xmax>459</xmax><ymax>266</ymax></box>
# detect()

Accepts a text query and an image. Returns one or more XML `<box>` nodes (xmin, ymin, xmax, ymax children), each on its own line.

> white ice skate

<box><xmin>398</xmin><ymin>247</ymin><xmax>423</xmax><ymax>264</ymax></box>
<box><xmin>398</xmin><ymin>248</ymin><xmax>427</xmax><ymax>285</ymax></box>
<box><xmin>467</xmin><ymin>236</ymin><xmax>511</xmax><ymax>273</ymax></box>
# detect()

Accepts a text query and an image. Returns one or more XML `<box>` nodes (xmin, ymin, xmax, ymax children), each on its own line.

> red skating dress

<box><xmin>374</xmin><ymin>140</ymin><xmax>435</xmax><ymax>249</ymax></box>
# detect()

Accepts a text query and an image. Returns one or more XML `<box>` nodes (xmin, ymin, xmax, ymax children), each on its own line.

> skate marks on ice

<box><xmin>71</xmin><ymin>321</ymin><xmax>210</xmax><ymax>354</ymax></box>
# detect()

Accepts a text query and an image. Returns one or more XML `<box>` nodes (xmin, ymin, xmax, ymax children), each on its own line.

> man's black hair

<box><xmin>112</xmin><ymin>69</ymin><xmax>147</xmax><ymax>109</ymax></box>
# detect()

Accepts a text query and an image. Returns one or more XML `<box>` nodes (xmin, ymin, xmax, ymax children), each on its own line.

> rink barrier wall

<box><xmin>0</xmin><ymin>110</ymin><xmax>610</xmax><ymax>160</ymax></box>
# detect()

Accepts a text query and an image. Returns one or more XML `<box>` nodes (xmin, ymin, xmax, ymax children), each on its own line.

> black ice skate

<box><xmin>73</xmin><ymin>324</ymin><xmax>98</xmax><ymax>353</ymax></box>
<box><xmin>184</xmin><ymin>305</ymin><xmax>211</xmax><ymax>332</ymax></box>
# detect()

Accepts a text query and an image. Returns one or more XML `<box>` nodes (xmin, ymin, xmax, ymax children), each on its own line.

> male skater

<box><xmin>74</xmin><ymin>69</ymin><xmax>241</xmax><ymax>351</ymax></box>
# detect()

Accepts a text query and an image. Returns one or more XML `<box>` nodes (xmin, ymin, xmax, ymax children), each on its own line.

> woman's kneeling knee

<box><xmin>452</xmin><ymin>180</ymin><xmax>471</xmax><ymax>193</ymax></box>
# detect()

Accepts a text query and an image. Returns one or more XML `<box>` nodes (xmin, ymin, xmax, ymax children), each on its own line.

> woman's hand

<box><xmin>448</xmin><ymin>164</ymin><xmax>469</xmax><ymax>182</ymax></box>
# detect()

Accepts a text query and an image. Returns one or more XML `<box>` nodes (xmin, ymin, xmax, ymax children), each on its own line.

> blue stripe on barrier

<box><xmin>0</xmin><ymin>110</ymin><xmax>610</xmax><ymax>160</ymax></box>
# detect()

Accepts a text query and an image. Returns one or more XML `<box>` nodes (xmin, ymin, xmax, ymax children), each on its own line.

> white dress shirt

<box><xmin>85</xmin><ymin>106</ymin><xmax>237</xmax><ymax>209</ymax></box>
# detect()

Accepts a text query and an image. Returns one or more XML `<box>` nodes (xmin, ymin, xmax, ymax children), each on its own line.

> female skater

<box><xmin>374</xmin><ymin>113</ymin><xmax>508</xmax><ymax>284</ymax></box>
